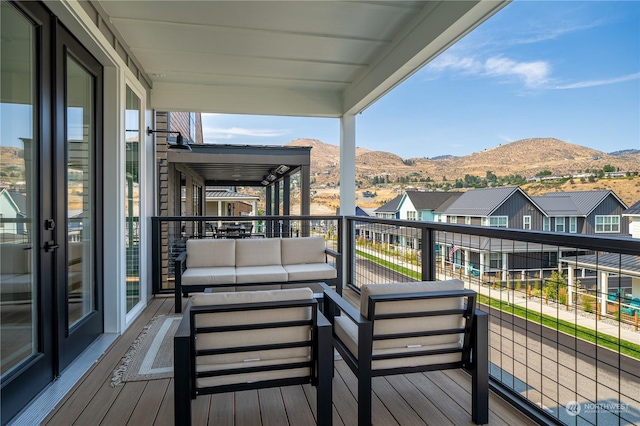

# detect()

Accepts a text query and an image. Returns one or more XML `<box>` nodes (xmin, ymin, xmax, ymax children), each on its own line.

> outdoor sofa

<box><xmin>173</xmin><ymin>236</ymin><xmax>341</xmax><ymax>313</ymax></box>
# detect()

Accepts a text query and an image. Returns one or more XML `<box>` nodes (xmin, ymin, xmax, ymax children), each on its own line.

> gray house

<box><xmin>532</xmin><ymin>190</ymin><xmax>629</xmax><ymax>236</ymax></box>
<box><xmin>443</xmin><ymin>186</ymin><xmax>546</xmax><ymax>229</ymax></box>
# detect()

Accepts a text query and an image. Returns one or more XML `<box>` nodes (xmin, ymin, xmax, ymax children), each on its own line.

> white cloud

<box><xmin>484</xmin><ymin>56</ymin><xmax>550</xmax><ymax>88</ymax></box>
<box><xmin>427</xmin><ymin>54</ymin><xmax>551</xmax><ymax>89</ymax></box>
<box><xmin>554</xmin><ymin>72</ymin><xmax>640</xmax><ymax>90</ymax></box>
<box><xmin>203</xmin><ymin>126</ymin><xmax>292</xmax><ymax>140</ymax></box>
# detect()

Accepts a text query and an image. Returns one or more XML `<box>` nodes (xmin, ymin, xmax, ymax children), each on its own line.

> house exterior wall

<box><xmin>398</xmin><ymin>196</ymin><xmax>416</xmax><ymax>220</ymax></box>
<box><xmin>492</xmin><ymin>190</ymin><xmax>544</xmax><ymax>229</ymax></box>
<box><xmin>584</xmin><ymin>194</ymin><xmax>629</xmax><ymax>235</ymax></box>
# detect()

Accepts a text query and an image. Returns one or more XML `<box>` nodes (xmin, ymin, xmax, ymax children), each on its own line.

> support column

<box><xmin>600</xmin><ymin>271</ymin><xmax>608</xmax><ymax>316</ymax></box>
<box><xmin>300</xmin><ymin>165</ymin><xmax>310</xmax><ymax>216</ymax></box>
<box><xmin>632</xmin><ymin>277</ymin><xmax>640</xmax><ymax>298</ymax></box>
<box><xmin>567</xmin><ymin>265</ymin><xmax>575</xmax><ymax>307</ymax></box>
<box><xmin>339</xmin><ymin>114</ymin><xmax>356</xmax><ymax>218</ymax></box>
<box><xmin>502</xmin><ymin>252</ymin><xmax>508</xmax><ymax>282</ymax></box>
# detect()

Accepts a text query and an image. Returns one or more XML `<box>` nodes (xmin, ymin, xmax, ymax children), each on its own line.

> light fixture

<box><xmin>275</xmin><ymin>164</ymin><xmax>290</xmax><ymax>174</ymax></box>
<box><xmin>147</xmin><ymin>127</ymin><xmax>191</xmax><ymax>151</ymax></box>
<box><xmin>261</xmin><ymin>180</ymin><xmax>270</xmax><ymax>186</ymax></box>
<box><xmin>266</xmin><ymin>173</ymin><xmax>277</xmax><ymax>181</ymax></box>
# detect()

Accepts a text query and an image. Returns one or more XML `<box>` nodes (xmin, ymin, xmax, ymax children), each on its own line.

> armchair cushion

<box><xmin>191</xmin><ymin>288</ymin><xmax>314</xmax><ymax>388</ymax></box>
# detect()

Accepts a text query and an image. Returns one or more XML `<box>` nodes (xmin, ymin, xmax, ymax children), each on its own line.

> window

<box><xmin>407</xmin><ymin>211</ymin><xmax>417</xmax><ymax>220</ymax></box>
<box><xmin>489</xmin><ymin>216</ymin><xmax>508</xmax><ymax>228</ymax></box>
<box><xmin>490</xmin><ymin>252</ymin><xmax>502</xmax><ymax>269</ymax></box>
<box><xmin>543</xmin><ymin>217</ymin><xmax>550</xmax><ymax>231</ymax></box>
<box><xmin>569</xmin><ymin>217</ymin><xmax>577</xmax><ymax>233</ymax></box>
<box><xmin>595</xmin><ymin>215</ymin><xmax>620</xmax><ymax>233</ymax></box>
<box><xmin>465</xmin><ymin>216</ymin><xmax>471</xmax><ymax>225</ymax></box>
<box><xmin>523</xmin><ymin>215</ymin><xmax>531</xmax><ymax>230</ymax></box>
<box><xmin>450</xmin><ymin>215</ymin><xmax>457</xmax><ymax>224</ymax></box>
<box><xmin>555</xmin><ymin>216</ymin><xmax>565</xmax><ymax>232</ymax></box>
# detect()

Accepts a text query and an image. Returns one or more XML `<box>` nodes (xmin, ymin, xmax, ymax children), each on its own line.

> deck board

<box><xmin>42</xmin><ymin>292</ymin><xmax>537</xmax><ymax>426</ymax></box>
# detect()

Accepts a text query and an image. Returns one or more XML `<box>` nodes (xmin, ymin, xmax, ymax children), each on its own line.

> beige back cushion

<box><xmin>0</xmin><ymin>244</ymin><xmax>31</xmax><ymax>274</ymax></box>
<box><xmin>235</xmin><ymin>238</ymin><xmax>281</xmax><ymax>266</ymax></box>
<box><xmin>191</xmin><ymin>288</ymin><xmax>314</xmax><ymax>364</ymax></box>
<box><xmin>186</xmin><ymin>239</ymin><xmax>236</xmax><ymax>268</ymax></box>
<box><xmin>361</xmin><ymin>280</ymin><xmax>466</xmax><ymax>350</ymax></box>
<box><xmin>281</xmin><ymin>237</ymin><xmax>326</xmax><ymax>265</ymax></box>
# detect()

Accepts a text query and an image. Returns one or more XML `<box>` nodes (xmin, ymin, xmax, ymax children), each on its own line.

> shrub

<box><xmin>583</xmin><ymin>295</ymin><xmax>596</xmax><ymax>313</ymax></box>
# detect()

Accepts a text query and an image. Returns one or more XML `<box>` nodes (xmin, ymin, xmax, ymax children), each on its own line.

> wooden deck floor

<box><xmin>42</xmin><ymin>290</ymin><xmax>536</xmax><ymax>426</ymax></box>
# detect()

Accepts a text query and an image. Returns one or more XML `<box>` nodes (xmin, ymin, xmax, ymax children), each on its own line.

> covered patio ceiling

<box><xmin>97</xmin><ymin>0</ymin><xmax>509</xmax><ymax>117</ymax></box>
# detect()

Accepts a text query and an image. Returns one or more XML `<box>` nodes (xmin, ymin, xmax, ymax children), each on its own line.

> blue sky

<box><xmin>201</xmin><ymin>0</ymin><xmax>640</xmax><ymax>159</ymax></box>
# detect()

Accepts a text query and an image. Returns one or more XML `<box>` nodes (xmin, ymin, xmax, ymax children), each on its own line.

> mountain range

<box><xmin>286</xmin><ymin>137</ymin><xmax>640</xmax><ymax>185</ymax></box>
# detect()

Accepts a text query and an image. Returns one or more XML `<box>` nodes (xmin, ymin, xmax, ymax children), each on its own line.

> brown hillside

<box><xmin>288</xmin><ymin>137</ymin><xmax>640</xmax><ymax>184</ymax></box>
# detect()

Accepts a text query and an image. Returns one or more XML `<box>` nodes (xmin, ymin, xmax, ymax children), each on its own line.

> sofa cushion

<box><xmin>235</xmin><ymin>238</ymin><xmax>281</xmax><ymax>267</ymax></box>
<box><xmin>281</xmin><ymin>237</ymin><xmax>326</xmax><ymax>265</ymax></box>
<box><xmin>186</xmin><ymin>239</ymin><xmax>235</xmax><ymax>268</ymax></box>
<box><xmin>235</xmin><ymin>265</ymin><xmax>288</xmax><ymax>284</ymax></box>
<box><xmin>0</xmin><ymin>244</ymin><xmax>31</xmax><ymax>275</ymax></box>
<box><xmin>283</xmin><ymin>263</ymin><xmax>337</xmax><ymax>282</ymax></box>
<box><xmin>181</xmin><ymin>267</ymin><xmax>236</xmax><ymax>286</ymax></box>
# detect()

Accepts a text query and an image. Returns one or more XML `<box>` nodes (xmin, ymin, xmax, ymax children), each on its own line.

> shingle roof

<box><xmin>443</xmin><ymin>187</ymin><xmax>521</xmax><ymax>216</ymax></box>
<box><xmin>404</xmin><ymin>191</ymin><xmax>463</xmax><ymax>212</ymax></box>
<box><xmin>375</xmin><ymin>194</ymin><xmax>403</xmax><ymax>213</ymax></box>
<box><xmin>205</xmin><ymin>190</ymin><xmax>259</xmax><ymax>200</ymax></box>
<box><xmin>541</xmin><ymin>190</ymin><xmax>626</xmax><ymax>216</ymax></box>
<box><xmin>623</xmin><ymin>200</ymin><xmax>640</xmax><ymax>216</ymax></box>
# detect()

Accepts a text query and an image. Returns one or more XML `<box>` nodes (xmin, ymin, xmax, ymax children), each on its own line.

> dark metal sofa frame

<box><xmin>173</xmin><ymin>245</ymin><xmax>342</xmax><ymax>313</ymax></box>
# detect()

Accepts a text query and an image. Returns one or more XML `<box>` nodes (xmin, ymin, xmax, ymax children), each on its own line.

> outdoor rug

<box><xmin>110</xmin><ymin>314</ymin><xmax>182</xmax><ymax>387</ymax></box>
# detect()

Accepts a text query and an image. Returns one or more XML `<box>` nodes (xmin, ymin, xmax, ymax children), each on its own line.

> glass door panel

<box><xmin>66</xmin><ymin>56</ymin><xmax>95</xmax><ymax>328</ymax></box>
<box><xmin>125</xmin><ymin>86</ymin><xmax>140</xmax><ymax>312</ymax></box>
<box><xmin>0</xmin><ymin>0</ymin><xmax>38</xmax><ymax>376</ymax></box>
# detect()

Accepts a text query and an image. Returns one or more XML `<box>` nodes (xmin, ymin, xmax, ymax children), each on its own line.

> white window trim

<box><xmin>489</xmin><ymin>216</ymin><xmax>508</xmax><ymax>228</ymax></box>
<box><xmin>523</xmin><ymin>215</ymin><xmax>531</xmax><ymax>230</ymax></box>
<box><xmin>555</xmin><ymin>216</ymin><xmax>565</xmax><ymax>232</ymax></box>
<box><xmin>543</xmin><ymin>217</ymin><xmax>550</xmax><ymax>231</ymax></box>
<box><xmin>595</xmin><ymin>215</ymin><xmax>620</xmax><ymax>233</ymax></box>
<box><xmin>569</xmin><ymin>216</ymin><xmax>577</xmax><ymax>233</ymax></box>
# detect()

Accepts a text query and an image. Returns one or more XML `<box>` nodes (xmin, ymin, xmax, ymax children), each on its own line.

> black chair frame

<box><xmin>322</xmin><ymin>285</ymin><xmax>489</xmax><ymax>426</ymax></box>
<box><xmin>174</xmin><ymin>297</ymin><xmax>333</xmax><ymax>426</ymax></box>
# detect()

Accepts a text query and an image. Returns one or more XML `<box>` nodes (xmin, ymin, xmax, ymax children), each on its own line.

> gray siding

<box><xmin>492</xmin><ymin>191</ymin><xmax>545</xmax><ymax>230</ymax></box>
<box><xmin>584</xmin><ymin>194</ymin><xmax>629</xmax><ymax>235</ymax></box>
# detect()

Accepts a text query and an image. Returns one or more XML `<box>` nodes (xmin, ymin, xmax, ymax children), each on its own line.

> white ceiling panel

<box><xmin>98</xmin><ymin>0</ymin><xmax>509</xmax><ymax>116</ymax></box>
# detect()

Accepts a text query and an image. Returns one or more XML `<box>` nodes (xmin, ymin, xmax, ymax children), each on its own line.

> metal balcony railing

<box><xmin>344</xmin><ymin>216</ymin><xmax>640</xmax><ymax>426</ymax></box>
<box><xmin>151</xmin><ymin>214</ymin><xmax>639</xmax><ymax>425</ymax></box>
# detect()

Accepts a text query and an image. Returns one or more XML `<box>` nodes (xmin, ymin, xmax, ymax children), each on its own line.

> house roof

<box><xmin>375</xmin><ymin>194</ymin><xmax>403</xmax><ymax>213</ymax></box>
<box><xmin>96</xmin><ymin>1</ymin><xmax>509</xmax><ymax>117</ymax></box>
<box><xmin>539</xmin><ymin>190</ymin><xmax>627</xmax><ymax>216</ymax></box>
<box><xmin>404</xmin><ymin>191</ymin><xmax>463</xmax><ymax>212</ymax></box>
<box><xmin>623</xmin><ymin>200</ymin><xmax>640</xmax><ymax>216</ymax></box>
<box><xmin>443</xmin><ymin>187</ymin><xmax>535</xmax><ymax>217</ymax></box>
<box><xmin>560</xmin><ymin>253</ymin><xmax>640</xmax><ymax>277</ymax></box>
<box><xmin>205</xmin><ymin>190</ymin><xmax>259</xmax><ymax>201</ymax></box>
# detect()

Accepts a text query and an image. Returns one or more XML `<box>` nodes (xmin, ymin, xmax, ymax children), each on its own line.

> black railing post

<box><xmin>151</xmin><ymin>217</ymin><xmax>160</xmax><ymax>294</ymax></box>
<box><xmin>422</xmin><ymin>227</ymin><xmax>435</xmax><ymax>281</ymax></box>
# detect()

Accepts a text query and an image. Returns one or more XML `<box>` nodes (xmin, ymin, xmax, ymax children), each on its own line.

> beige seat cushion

<box><xmin>186</xmin><ymin>239</ymin><xmax>236</xmax><ymax>268</ymax></box>
<box><xmin>235</xmin><ymin>265</ymin><xmax>288</xmax><ymax>284</ymax></box>
<box><xmin>281</xmin><ymin>237</ymin><xmax>326</xmax><ymax>265</ymax></box>
<box><xmin>191</xmin><ymin>288</ymin><xmax>314</xmax><ymax>387</ymax></box>
<box><xmin>181</xmin><ymin>266</ymin><xmax>236</xmax><ymax>286</ymax></box>
<box><xmin>235</xmin><ymin>238</ymin><xmax>281</xmax><ymax>267</ymax></box>
<box><xmin>284</xmin><ymin>263</ymin><xmax>337</xmax><ymax>282</ymax></box>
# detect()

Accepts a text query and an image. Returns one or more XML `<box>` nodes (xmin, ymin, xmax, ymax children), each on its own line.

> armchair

<box><xmin>174</xmin><ymin>288</ymin><xmax>333</xmax><ymax>426</ymax></box>
<box><xmin>322</xmin><ymin>279</ymin><xmax>488</xmax><ymax>426</ymax></box>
